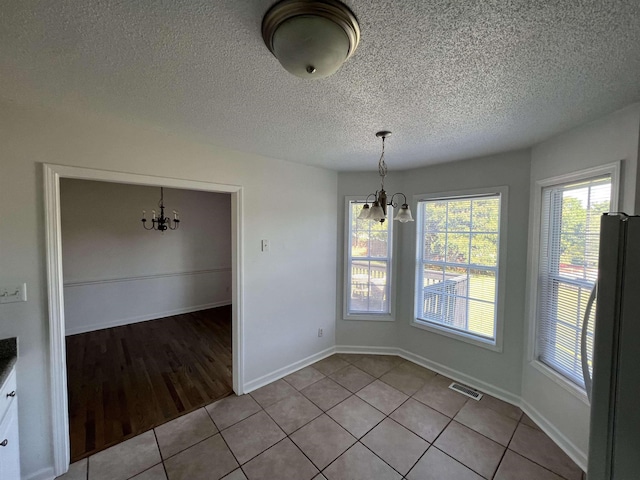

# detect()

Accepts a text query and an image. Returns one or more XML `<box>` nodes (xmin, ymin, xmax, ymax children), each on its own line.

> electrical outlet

<box><xmin>0</xmin><ymin>283</ymin><xmax>27</xmax><ymax>304</ymax></box>
<box><xmin>318</xmin><ymin>328</ymin><xmax>323</xmax><ymax>337</ymax></box>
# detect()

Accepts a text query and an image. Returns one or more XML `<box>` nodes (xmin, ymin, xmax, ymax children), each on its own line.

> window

<box><xmin>414</xmin><ymin>190</ymin><xmax>505</xmax><ymax>348</ymax></box>
<box><xmin>344</xmin><ymin>199</ymin><xmax>393</xmax><ymax>319</ymax></box>
<box><xmin>536</xmin><ymin>175</ymin><xmax>612</xmax><ymax>387</ymax></box>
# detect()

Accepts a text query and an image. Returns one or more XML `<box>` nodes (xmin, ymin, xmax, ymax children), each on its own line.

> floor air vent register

<box><xmin>448</xmin><ymin>382</ymin><xmax>483</xmax><ymax>400</ymax></box>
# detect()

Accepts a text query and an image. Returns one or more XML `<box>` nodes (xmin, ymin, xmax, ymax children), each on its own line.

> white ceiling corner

<box><xmin>1</xmin><ymin>0</ymin><xmax>639</xmax><ymax>171</ymax></box>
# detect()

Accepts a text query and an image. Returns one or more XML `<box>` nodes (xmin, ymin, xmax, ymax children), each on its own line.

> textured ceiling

<box><xmin>1</xmin><ymin>0</ymin><xmax>640</xmax><ymax>171</ymax></box>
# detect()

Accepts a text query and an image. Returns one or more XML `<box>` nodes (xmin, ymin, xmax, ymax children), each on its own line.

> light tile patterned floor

<box><xmin>56</xmin><ymin>354</ymin><xmax>586</xmax><ymax>480</ymax></box>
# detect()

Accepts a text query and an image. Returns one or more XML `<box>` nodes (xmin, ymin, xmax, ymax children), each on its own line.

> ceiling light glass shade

<box><xmin>272</xmin><ymin>16</ymin><xmax>350</xmax><ymax>78</ymax></box>
<box><xmin>262</xmin><ymin>0</ymin><xmax>360</xmax><ymax>79</ymax></box>
<box><xmin>357</xmin><ymin>204</ymin><xmax>371</xmax><ymax>219</ymax></box>
<box><xmin>394</xmin><ymin>204</ymin><xmax>414</xmax><ymax>223</ymax></box>
<box><xmin>369</xmin><ymin>202</ymin><xmax>385</xmax><ymax>222</ymax></box>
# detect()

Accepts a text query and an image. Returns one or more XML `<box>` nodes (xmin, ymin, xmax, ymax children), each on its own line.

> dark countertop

<box><xmin>0</xmin><ymin>337</ymin><xmax>17</xmax><ymax>388</ymax></box>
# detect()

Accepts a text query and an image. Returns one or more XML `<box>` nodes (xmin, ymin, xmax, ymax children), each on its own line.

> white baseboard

<box><xmin>520</xmin><ymin>399</ymin><xmax>587</xmax><ymax>471</ymax></box>
<box><xmin>396</xmin><ymin>348</ymin><xmax>522</xmax><ymax>407</ymax></box>
<box><xmin>24</xmin><ymin>466</ymin><xmax>56</xmax><ymax>480</ymax></box>
<box><xmin>334</xmin><ymin>345</ymin><xmax>398</xmax><ymax>356</ymax></box>
<box><xmin>65</xmin><ymin>300</ymin><xmax>231</xmax><ymax>336</ymax></box>
<box><xmin>242</xmin><ymin>347</ymin><xmax>336</xmax><ymax>393</ymax></box>
<box><xmin>335</xmin><ymin>345</ymin><xmax>520</xmax><ymax>406</ymax></box>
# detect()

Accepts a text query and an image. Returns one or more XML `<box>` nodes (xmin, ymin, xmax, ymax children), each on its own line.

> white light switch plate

<box><xmin>0</xmin><ymin>283</ymin><xmax>27</xmax><ymax>304</ymax></box>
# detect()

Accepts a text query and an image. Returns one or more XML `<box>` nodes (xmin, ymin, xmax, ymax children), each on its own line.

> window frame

<box><xmin>343</xmin><ymin>196</ymin><xmax>396</xmax><ymax>321</ymax></box>
<box><xmin>526</xmin><ymin>162</ymin><xmax>620</xmax><ymax>403</ymax></box>
<box><xmin>411</xmin><ymin>186</ymin><xmax>509</xmax><ymax>352</ymax></box>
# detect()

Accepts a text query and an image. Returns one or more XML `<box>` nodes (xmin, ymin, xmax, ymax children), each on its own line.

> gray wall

<box><xmin>61</xmin><ymin>180</ymin><xmax>232</xmax><ymax>334</ymax></box>
<box><xmin>337</xmin><ymin>150</ymin><xmax>531</xmax><ymax>397</ymax></box>
<box><xmin>397</xmin><ymin>150</ymin><xmax>531</xmax><ymax>396</ymax></box>
<box><xmin>522</xmin><ymin>102</ymin><xmax>640</xmax><ymax>463</ymax></box>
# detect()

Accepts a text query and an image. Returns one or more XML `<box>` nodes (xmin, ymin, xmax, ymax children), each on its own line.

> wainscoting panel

<box><xmin>64</xmin><ymin>268</ymin><xmax>231</xmax><ymax>335</ymax></box>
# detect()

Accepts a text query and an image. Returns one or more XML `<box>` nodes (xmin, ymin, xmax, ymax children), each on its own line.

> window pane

<box><xmin>423</xmin><ymin>264</ymin><xmax>444</xmax><ymax>288</ymax></box>
<box><xmin>416</xmin><ymin>194</ymin><xmax>501</xmax><ymax>343</ymax></box>
<box><xmin>424</xmin><ymin>232</ymin><xmax>446</xmax><ymax>261</ymax></box>
<box><xmin>351</xmin><ymin>231</ymin><xmax>369</xmax><ymax>257</ymax></box>
<box><xmin>369</xmin><ymin>227</ymin><xmax>389</xmax><ymax>258</ymax></box>
<box><xmin>468</xmin><ymin>269</ymin><xmax>496</xmax><ymax>302</ymax></box>
<box><xmin>424</xmin><ymin>202</ymin><xmax>447</xmax><ymax>232</ymax></box>
<box><xmin>471</xmin><ymin>198</ymin><xmax>500</xmax><ymax>232</ymax></box>
<box><xmin>447</xmin><ymin>200</ymin><xmax>472</xmax><ymax>231</ymax></box>
<box><xmin>350</xmin><ymin>260</ymin><xmax>388</xmax><ymax>313</ymax></box>
<box><xmin>347</xmin><ymin>201</ymin><xmax>392</xmax><ymax>315</ymax></box>
<box><xmin>470</xmin><ymin>233</ymin><xmax>498</xmax><ymax>266</ymax></box>
<box><xmin>446</xmin><ymin>233</ymin><xmax>470</xmax><ymax>264</ymax></box>
<box><xmin>468</xmin><ymin>299</ymin><xmax>495</xmax><ymax>338</ymax></box>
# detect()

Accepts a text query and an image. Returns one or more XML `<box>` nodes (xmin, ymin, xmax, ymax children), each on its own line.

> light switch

<box><xmin>261</xmin><ymin>239</ymin><xmax>270</xmax><ymax>252</ymax></box>
<box><xmin>0</xmin><ymin>283</ymin><xmax>27</xmax><ymax>304</ymax></box>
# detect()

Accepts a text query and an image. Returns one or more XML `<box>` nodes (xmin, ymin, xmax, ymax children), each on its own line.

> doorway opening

<box><xmin>60</xmin><ymin>179</ymin><xmax>234</xmax><ymax>460</ymax></box>
<box><xmin>44</xmin><ymin>164</ymin><xmax>244</xmax><ymax>476</ymax></box>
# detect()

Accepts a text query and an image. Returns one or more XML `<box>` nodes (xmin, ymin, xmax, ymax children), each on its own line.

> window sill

<box><xmin>529</xmin><ymin>359</ymin><xmax>590</xmax><ymax>406</ymax></box>
<box><xmin>410</xmin><ymin>318</ymin><xmax>502</xmax><ymax>352</ymax></box>
<box><xmin>343</xmin><ymin>313</ymin><xmax>395</xmax><ymax>322</ymax></box>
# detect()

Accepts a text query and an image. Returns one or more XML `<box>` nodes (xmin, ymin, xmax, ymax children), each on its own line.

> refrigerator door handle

<box><xmin>581</xmin><ymin>281</ymin><xmax>597</xmax><ymax>402</ymax></box>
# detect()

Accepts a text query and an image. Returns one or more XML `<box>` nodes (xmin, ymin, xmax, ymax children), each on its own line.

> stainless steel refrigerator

<box><xmin>587</xmin><ymin>213</ymin><xmax>640</xmax><ymax>479</ymax></box>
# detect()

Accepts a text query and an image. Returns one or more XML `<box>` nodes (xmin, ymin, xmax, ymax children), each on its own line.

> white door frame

<box><xmin>43</xmin><ymin>163</ymin><xmax>244</xmax><ymax>476</ymax></box>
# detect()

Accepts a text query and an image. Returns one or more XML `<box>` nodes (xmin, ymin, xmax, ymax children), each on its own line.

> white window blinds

<box><xmin>537</xmin><ymin>176</ymin><xmax>611</xmax><ymax>387</ymax></box>
<box><xmin>415</xmin><ymin>194</ymin><xmax>501</xmax><ymax>341</ymax></box>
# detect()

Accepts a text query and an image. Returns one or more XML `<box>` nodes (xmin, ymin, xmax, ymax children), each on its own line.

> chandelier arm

<box><xmin>388</xmin><ymin>192</ymin><xmax>408</xmax><ymax>207</ymax></box>
<box><xmin>141</xmin><ymin>220</ymin><xmax>155</xmax><ymax>230</ymax></box>
<box><xmin>364</xmin><ymin>193</ymin><xmax>377</xmax><ymax>204</ymax></box>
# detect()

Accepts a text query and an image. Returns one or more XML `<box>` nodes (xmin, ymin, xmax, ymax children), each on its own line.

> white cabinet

<box><xmin>0</xmin><ymin>367</ymin><xmax>19</xmax><ymax>480</ymax></box>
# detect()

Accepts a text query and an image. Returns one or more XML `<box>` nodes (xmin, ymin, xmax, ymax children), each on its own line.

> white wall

<box><xmin>61</xmin><ymin>181</ymin><xmax>232</xmax><ymax>334</ymax></box>
<box><xmin>521</xmin><ymin>103</ymin><xmax>640</xmax><ymax>466</ymax></box>
<box><xmin>0</xmin><ymin>101</ymin><xmax>337</xmax><ymax>479</ymax></box>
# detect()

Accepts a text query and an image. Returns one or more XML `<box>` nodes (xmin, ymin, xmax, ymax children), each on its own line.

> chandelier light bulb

<box><xmin>358</xmin><ymin>204</ymin><xmax>371</xmax><ymax>219</ymax></box>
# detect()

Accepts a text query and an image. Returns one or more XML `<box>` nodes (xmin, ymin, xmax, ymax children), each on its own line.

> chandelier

<box><xmin>359</xmin><ymin>131</ymin><xmax>414</xmax><ymax>224</ymax></box>
<box><xmin>141</xmin><ymin>187</ymin><xmax>180</xmax><ymax>231</ymax></box>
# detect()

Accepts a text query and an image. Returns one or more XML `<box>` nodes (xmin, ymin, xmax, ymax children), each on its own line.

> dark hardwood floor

<box><xmin>66</xmin><ymin>306</ymin><xmax>232</xmax><ymax>462</ymax></box>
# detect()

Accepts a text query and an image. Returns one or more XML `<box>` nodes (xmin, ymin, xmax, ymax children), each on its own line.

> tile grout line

<box><xmin>503</xmin><ymin>420</ymin><xmax>579</xmax><ymax>480</ymax></box>
<box><xmin>489</xmin><ymin>411</ymin><xmax>522</xmax><ymax>480</ymax></box>
<box><xmin>215</xmin><ymin>416</ymin><xmax>250</xmax><ymax>479</ymax></box>
<box><xmin>280</xmin><ymin>360</ymin><xmax>407</xmax><ymax>478</ymax></box>
<box><xmin>308</xmin><ymin>360</ymin><xmax>463</xmax><ymax>479</ymax></box>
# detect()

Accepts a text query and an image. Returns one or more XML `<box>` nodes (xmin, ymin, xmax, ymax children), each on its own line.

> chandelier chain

<box><xmin>378</xmin><ymin>136</ymin><xmax>388</xmax><ymax>190</ymax></box>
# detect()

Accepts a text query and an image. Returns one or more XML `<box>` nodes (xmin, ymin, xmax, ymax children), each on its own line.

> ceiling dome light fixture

<box><xmin>262</xmin><ymin>0</ymin><xmax>360</xmax><ymax>79</ymax></box>
<box><xmin>359</xmin><ymin>131</ymin><xmax>414</xmax><ymax>224</ymax></box>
